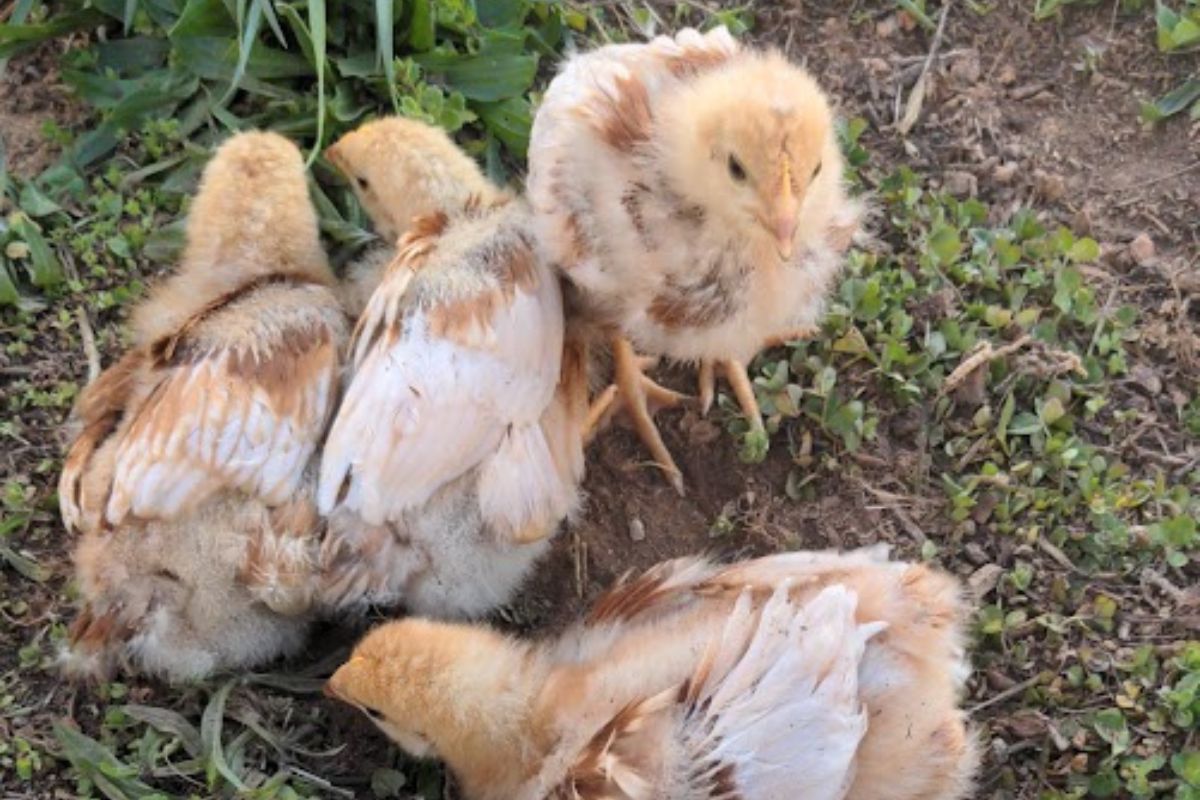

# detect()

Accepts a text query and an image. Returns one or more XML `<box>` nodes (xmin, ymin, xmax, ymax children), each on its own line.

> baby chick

<box><xmin>325</xmin><ymin>116</ymin><xmax>502</xmax><ymax>317</ymax></box>
<box><xmin>59</xmin><ymin>131</ymin><xmax>349</xmax><ymax>680</ymax></box>
<box><xmin>327</xmin><ymin>546</ymin><xmax>978</xmax><ymax>800</ymax></box>
<box><xmin>315</xmin><ymin>193</ymin><xmax>588</xmax><ymax>619</ymax></box>
<box><xmin>528</xmin><ymin>27</ymin><xmax>862</xmax><ymax>492</ymax></box>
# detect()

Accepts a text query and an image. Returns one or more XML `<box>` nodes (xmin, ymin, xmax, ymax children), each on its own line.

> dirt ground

<box><xmin>1</xmin><ymin>0</ymin><xmax>1197</xmax><ymax>797</ymax></box>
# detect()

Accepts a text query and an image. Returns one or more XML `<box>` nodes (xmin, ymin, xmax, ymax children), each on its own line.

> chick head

<box><xmin>326</xmin><ymin>618</ymin><xmax>522</xmax><ymax>761</ymax></box>
<box><xmin>654</xmin><ymin>51</ymin><xmax>841</xmax><ymax>260</ymax></box>
<box><xmin>183</xmin><ymin>131</ymin><xmax>328</xmax><ymax>281</ymax></box>
<box><xmin>324</xmin><ymin>117</ymin><xmax>492</xmax><ymax>242</ymax></box>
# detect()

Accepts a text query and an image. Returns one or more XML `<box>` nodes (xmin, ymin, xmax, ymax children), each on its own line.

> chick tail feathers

<box><xmin>476</xmin><ymin>418</ymin><xmax>582</xmax><ymax>545</ymax></box>
<box><xmin>681</xmin><ymin>584</ymin><xmax>883</xmax><ymax>800</ymax></box>
<box><xmin>59</xmin><ymin>604</ymin><xmax>134</xmax><ymax>682</ymax></box>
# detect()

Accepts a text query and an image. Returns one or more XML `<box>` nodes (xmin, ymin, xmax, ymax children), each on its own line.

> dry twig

<box><xmin>941</xmin><ymin>335</ymin><xmax>1033</xmax><ymax>396</ymax></box>
<box><xmin>75</xmin><ymin>307</ymin><xmax>101</xmax><ymax>384</ymax></box>
<box><xmin>896</xmin><ymin>3</ymin><xmax>951</xmax><ymax>136</ymax></box>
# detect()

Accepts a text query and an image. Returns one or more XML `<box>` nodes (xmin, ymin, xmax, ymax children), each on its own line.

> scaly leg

<box><xmin>586</xmin><ymin>337</ymin><xmax>688</xmax><ymax>495</ymax></box>
<box><xmin>697</xmin><ymin>360</ymin><xmax>766</xmax><ymax>440</ymax></box>
<box><xmin>699</xmin><ymin>325</ymin><xmax>819</xmax><ymax>419</ymax></box>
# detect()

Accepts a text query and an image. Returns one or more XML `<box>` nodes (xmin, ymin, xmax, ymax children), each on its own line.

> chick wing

<box><xmin>317</xmin><ymin>201</ymin><xmax>571</xmax><ymax>542</ymax></box>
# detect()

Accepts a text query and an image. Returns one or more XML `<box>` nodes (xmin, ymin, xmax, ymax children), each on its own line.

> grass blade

<box><xmin>122</xmin><ymin>0</ymin><xmax>138</xmax><ymax>33</ymax></box>
<box><xmin>0</xmin><ymin>256</ymin><xmax>19</xmax><ymax>307</ymax></box>
<box><xmin>375</xmin><ymin>0</ymin><xmax>398</xmax><ymax>110</ymax></box>
<box><xmin>54</xmin><ymin>723</ymin><xmax>163</xmax><ymax>800</ymax></box>
<box><xmin>1141</xmin><ymin>77</ymin><xmax>1200</xmax><ymax>122</ymax></box>
<box><xmin>259</xmin><ymin>0</ymin><xmax>287</xmax><ymax>47</ymax></box>
<box><xmin>0</xmin><ymin>10</ymin><xmax>108</xmax><ymax>61</ymax></box>
<box><xmin>123</xmin><ymin>704</ymin><xmax>204</xmax><ymax>758</ymax></box>
<box><xmin>201</xmin><ymin>678</ymin><xmax>247</xmax><ymax>791</ymax></box>
<box><xmin>307</xmin><ymin>0</ymin><xmax>326</xmax><ymax>165</ymax></box>
<box><xmin>0</xmin><ymin>0</ymin><xmax>37</xmax><ymax>74</ymax></box>
<box><xmin>9</xmin><ymin>213</ymin><xmax>63</xmax><ymax>289</ymax></box>
<box><xmin>218</xmin><ymin>0</ymin><xmax>264</xmax><ymax>106</ymax></box>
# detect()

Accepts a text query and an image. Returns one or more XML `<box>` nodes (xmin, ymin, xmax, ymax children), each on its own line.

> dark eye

<box><xmin>356</xmin><ymin>176</ymin><xmax>370</xmax><ymax>190</ymax></box>
<box><xmin>363</xmin><ymin>706</ymin><xmax>385</xmax><ymax>722</ymax></box>
<box><xmin>812</xmin><ymin>161</ymin><xmax>823</xmax><ymax>180</ymax></box>
<box><xmin>727</xmin><ymin>155</ymin><xmax>747</xmax><ymax>183</ymax></box>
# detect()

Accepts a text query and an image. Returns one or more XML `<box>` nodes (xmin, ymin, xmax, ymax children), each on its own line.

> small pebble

<box><xmin>1129</xmin><ymin>232</ymin><xmax>1156</xmax><ymax>266</ymax></box>
<box><xmin>628</xmin><ymin>517</ymin><xmax>646</xmax><ymax>542</ymax></box>
<box><xmin>1034</xmin><ymin>170</ymin><xmax>1066</xmax><ymax>202</ymax></box>
<box><xmin>942</xmin><ymin>170</ymin><xmax>978</xmax><ymax>197</ymax></box>
<box><xmin>992</xmin><ymin>161</ymin><xmax>1019</xmax><ymax>184</ymax></box>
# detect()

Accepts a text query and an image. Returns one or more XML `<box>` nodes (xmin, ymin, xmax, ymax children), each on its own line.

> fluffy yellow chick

<box><xmin>326</xmin><ymin>547</ymin><xmax>977</xmax><ymax>800</ymax></box>
<box><xmin>58</xmin><ymin>132</ymin><xmax>349</xmax><ymax>680</ymax></box>
<box><xmin>528</xmin><ymin>27</ymin><xmax>862</xmax><ymax>492</ymax></box>
<box><xmin>315</xmin><ymin>195</ymin><xmax>588</xmax><ymax>619</ymax></box>
<box><xmin>325</xmin><ymin>116</ymin><xmax>502</xmax><ymax>317</ymax></box>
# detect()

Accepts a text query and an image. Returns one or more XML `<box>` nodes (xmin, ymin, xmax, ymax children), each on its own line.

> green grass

<box><xmin>0</xmin><ymin>1</ymin><xmax>1198</xmax><ymax>799</ymax></box>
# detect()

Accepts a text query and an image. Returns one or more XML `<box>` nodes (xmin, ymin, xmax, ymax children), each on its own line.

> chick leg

<box><xmin>697</xmin><ymin>359</ymin><xmax>767</xmax><ymax>443</ymax></box>
<box><xmin>584</xmin><ymin>351</ymin><xmax>689</xmax><ymax>444</ymax></box>
<box><xmin>698</xmin><ymin>328</ymin><xmax>819</xmax><ymax>417</ymax></box>
<box><xmin>605</xmin><ymin>337</ymin><xmax>688</xmax><ymax>495</ymax></box>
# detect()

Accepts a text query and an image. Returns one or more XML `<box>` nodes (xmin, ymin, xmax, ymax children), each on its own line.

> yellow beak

<box><xmin>772</xmin><ymin>160</ymin><xmax>799</xmax><ymax>259</ymax></box>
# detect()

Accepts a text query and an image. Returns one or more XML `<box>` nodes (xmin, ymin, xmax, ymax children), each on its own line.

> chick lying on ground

<box><xmin>315</xmin><ymin>174</ymin><xmax>588</xmax><ymax>618</ymax></box>
<box><xmin>58</xmin><ymin>132</ymin><xmax>349</xmax><ymax>680</ymax></box>
<box><xmin>527</xmin><ymin>26</ymin><xmax>862</xmax><ymax>493</ymax></box>
<box><xmin>327</xmin><ymin>546</ymin><xmax>978</xmax><ymax>800</ymax></box>
<box><xmin>325</xmin><ymin>116</ymin><xmax>502</xmax><ymax>317</ymax></box>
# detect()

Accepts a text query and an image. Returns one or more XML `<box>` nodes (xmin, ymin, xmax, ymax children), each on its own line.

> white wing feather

<box><xmin>317</xmin><ymin>233</ymin><xmax>564</xmax><ymax>528</ymax></box>
<box><xmin>686</xmin><ymin>583</ymin><xmax>884</xmax><ymax>800</ymax></box>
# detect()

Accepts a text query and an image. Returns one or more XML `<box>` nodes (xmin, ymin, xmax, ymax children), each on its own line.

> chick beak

<box><xmin>322</xmin><ymin>143</ymin><xmax>341</xmax><ymax>167</ymax></box>
<box><xmin>322</xmin><ymin>680</ymin><xmax>340</xmax><ymax>700</ymax></box>
<box><xmin>774</xmin><ymin>211</ymin><xmax>798</xmax><ymax>260</ymax></box>
<box><xmin>772</xmin><ymin>160</ymin><xmax>799</xmax><ymax>260</ymax></box>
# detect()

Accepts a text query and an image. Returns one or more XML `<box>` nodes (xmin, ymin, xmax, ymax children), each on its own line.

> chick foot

<box><xmin>697</xmin><ymin>359</ymin><xmax>766</xmax><ymax>443</ymax></box>
<box><xmin>698</xmin><ymin>326</ymin><xmax>819</xmax><ymax>426</ymax></box>
<box><xmin>585</xmin><ymin>338</ymin><xmax>689</xmax><ymax>495</ymax></box>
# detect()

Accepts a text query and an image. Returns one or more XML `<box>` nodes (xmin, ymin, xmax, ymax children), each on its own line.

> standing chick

<box><xmin>327</xmin><ymin>546</ymin><xmax>977</xmax><ymax>800</ymax></box>
<box><xmin>315</xmin><ymin>193</ymin><xmax>588</xmax><ymax>618</ymax></box>
<box><xmin>325</xmin><ymin>117</ymin><xmax>502</xmax><ymax>317</ymax></box>
<box><xmin>58</xmin><ymin>132</ymin><xmax>349</xmax><ymax>680</ymax></box>
<box><xmin>527</xmin><ymin>27</ymin><xmax>862</xmax><ymax>492</ymax></box>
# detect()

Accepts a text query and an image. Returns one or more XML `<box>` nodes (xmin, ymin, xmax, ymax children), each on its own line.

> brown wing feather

<box><xmin>59</xmin><ymin>350</ymin><xmax>146</xmax><ymax>535</ymax></box>
<box><xmin>586</xmin><ymin>73</ymin><xmax>654</xmax><ymax>154</ymax></box>
<box><xmin>551</xmin><ymin>688</ymin><xmax>677</xmax><ymax>800</ymax></box>
<box><xmin>585</xmin><ymin>557</ymin><xmax>716</xmax><ymax>627</ymax></box>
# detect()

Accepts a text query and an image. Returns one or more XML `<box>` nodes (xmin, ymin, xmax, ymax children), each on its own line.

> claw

<box><xmin>588</xmin><ymin>337</ymin><xmax>689</xmax><ymax>496</ymax></box>
<box><xmin>695</xmin><ymin>359</ymin><xmax>766</xmax><ymax>439</ymax></box>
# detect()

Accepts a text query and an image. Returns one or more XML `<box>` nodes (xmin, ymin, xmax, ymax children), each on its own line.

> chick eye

<box><xmin>727</xmin><ymin>155</ymin><xmax>747</xmax><ymax>183</ymax></box>
<box><xmin>363</xmin><ymin>706</ymin><xmax>385</xmax><ymax>722</ymax></box>
<box><xmin>356</xmin><ymin>176</ymin><xmax>371</xmax><ymax>190</ymax></box>
<box><xmin>811</xmin><ymin>161</ymin><xmax>823</xmax><ymax>180</ymax></box>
